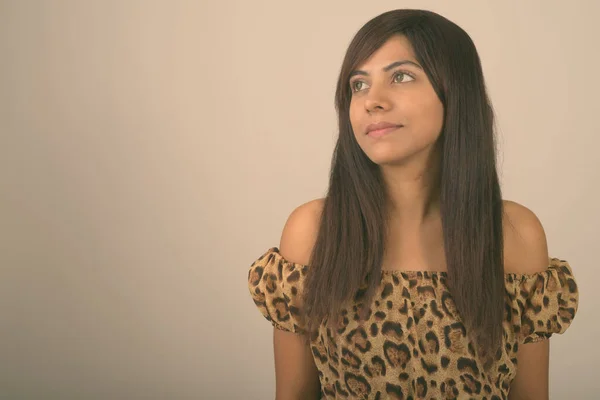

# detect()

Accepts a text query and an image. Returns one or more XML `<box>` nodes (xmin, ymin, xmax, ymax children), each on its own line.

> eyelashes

<box><xmin>350</xmin><ymin>70</ymin><xmax>415</xmax><ymax>93</ymax></box>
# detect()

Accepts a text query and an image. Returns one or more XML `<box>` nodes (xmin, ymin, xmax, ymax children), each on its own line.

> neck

<box><xmin>386</xmin><ymin>181</ymin><xmax>440</xmax><ymax>228</ymax></box>
<box><xmin>381</xmin><ymin>153</ymin><xmax>441</xmax><ymax>229</ymax></box>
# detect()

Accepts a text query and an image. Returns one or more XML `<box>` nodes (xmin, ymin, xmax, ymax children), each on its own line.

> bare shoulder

<box><xmin>278</xmin><ymin>198</ymin><xmax>325</xmax><ymax>266</ymax></box>
<box><xmin>502</xmin><ymin>199</ymin><xmax>550</xmax><ymax>274</ymax></box>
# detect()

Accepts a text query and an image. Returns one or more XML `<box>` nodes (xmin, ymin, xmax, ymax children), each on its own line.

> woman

<box><xmin>247</xmin><ymin>9</ymin><xmax>579</xmax><ymax>400</ymax></box>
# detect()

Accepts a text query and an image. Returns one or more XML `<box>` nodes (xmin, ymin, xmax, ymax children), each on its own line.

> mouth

<box><xmin>366</xmin><ymin>125</ymin><xmax>403</xmax><ymax>138</ymax></box>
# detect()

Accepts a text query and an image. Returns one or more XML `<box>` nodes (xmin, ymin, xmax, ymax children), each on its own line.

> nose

<box><xmin>364</xmin><ymin>85</ymin><xmax>392</xmax><ymax>113</ymax></box>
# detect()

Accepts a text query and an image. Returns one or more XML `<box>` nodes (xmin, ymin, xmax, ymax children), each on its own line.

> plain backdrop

<box><xmin>1</xmin><ymin>0</ymin><xmax>598</xmax><ymax>398</ymax></box>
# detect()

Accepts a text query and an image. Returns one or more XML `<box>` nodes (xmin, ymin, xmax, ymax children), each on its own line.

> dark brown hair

<box><xmin>301</xmin><ymin>9</ymin><xmax>505</xmax><ymax>369</ymax></box>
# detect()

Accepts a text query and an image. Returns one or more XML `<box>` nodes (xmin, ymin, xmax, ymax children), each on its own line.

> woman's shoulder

<box><xmin>502</xmin><ymin>199</ymin><xmax>550</xmax><ymax>275</ymax></box>
<box><xmin>278</xmin><ymin>198</ymin><xmax>325</xmax><ymax>266</ymax></box>
<box><xmin>276</xmin><ymin>197</ymin><xmax>553</xmax><ymax>275</ymax></box>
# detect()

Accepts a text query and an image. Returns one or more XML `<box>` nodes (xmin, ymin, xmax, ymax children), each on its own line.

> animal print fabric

<box><xmin>247</xmin><ymin>247</ymin><xmax>579</xmax><ymax>399</ymax></box>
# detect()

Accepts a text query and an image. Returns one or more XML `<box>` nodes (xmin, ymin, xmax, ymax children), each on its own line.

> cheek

<box><xmin>349</xmin><ymin>103</ymin><xmax>362</xmax><ymax>137</ymax></box>
<box><xmin>408</xmin><ymin>96</ymin><xmax>444</xmax><ymax>138</ymax></box>
<box><xmin>349</xmin><ymin>102</ymin><xmax>359</xmax><ymax>126</ymax></box>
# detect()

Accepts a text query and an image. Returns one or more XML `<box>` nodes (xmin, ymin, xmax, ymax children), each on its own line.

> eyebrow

<box><xmin>349</xmin><ymin>60</ymin><xmax>423</xmax><ymax>79</ymax></box>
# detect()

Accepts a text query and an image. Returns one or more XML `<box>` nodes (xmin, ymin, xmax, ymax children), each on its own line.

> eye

<box><xmin>350</xmin><ymin>81</ymin><xmax>365</xmax><ymax>92</ymax></box>
<box><xmin>350</xmin><ymin>70</ymin><xmax>415</xmax><ymax>93</ymax></box>
<box><xmin>392</xmin><ymin>71</ymin><xmax>415</xmax><ymax>84</ymax></box>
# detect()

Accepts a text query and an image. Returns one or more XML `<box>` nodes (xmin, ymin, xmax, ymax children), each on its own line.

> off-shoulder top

<box><xmin>247</xmin><ymin>247</ymin><xmax>579</xmax><ymax>399</ymax></box>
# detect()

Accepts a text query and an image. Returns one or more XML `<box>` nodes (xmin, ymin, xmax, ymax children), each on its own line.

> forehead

<box><xmin>355</xmin><ymin>35</ymin><xmax>417</xmax><ymax>70</ymax></box>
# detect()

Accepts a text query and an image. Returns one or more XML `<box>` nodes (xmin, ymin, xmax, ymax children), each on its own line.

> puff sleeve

<box><xmin>247</xmin><ymin>247</ymin><xmax>309</xmax><ymax>334</ymax></box>
<box><xmin>506</xmin><ymin>258</ymin><xmax>579</xmax><ymax>344</ymax></box>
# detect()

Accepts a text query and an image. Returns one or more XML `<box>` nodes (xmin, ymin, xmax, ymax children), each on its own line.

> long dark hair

<box><xmin>301</xmin><ymin>9</ymin><xmax>505</xmax><ymax>369</ymax></box>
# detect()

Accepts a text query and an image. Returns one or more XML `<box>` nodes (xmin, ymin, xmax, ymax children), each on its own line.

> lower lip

<box><xmin>367</xmin><ymin>126</ymin><xmax>401</xmax><ymax>138</ymax></box>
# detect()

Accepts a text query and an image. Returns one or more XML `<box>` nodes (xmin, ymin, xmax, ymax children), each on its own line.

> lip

<box><xmin>367</xmin><ymin>126</ymin><xmax>401</xmax><ymax>138</ymax></box>
<box><xmin>365</xmin><ymin>121</ymin><xmax>402</xmax><ymax>136</ymax></box>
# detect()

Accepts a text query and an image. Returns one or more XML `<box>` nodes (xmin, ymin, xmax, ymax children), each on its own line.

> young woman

<box><xmin>247</xmin><ymin>9</ymin><xmax>579</xmax><ymax>400</ymax></box>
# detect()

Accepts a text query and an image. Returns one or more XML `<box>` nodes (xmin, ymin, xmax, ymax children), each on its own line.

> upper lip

<box><xmin>365</xmin><ymin>121</ymin><xmax>402</xmax><ymax>135</ymax></box>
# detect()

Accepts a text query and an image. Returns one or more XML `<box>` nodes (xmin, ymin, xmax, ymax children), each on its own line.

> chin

<box><xmin>360</xmin><ymin>144</ymin><xmax>405</xmax><ymax>162</ymax></box>
<box><xmin>366</xmin><ymin>152</ymin><xmax>411</xmax><ymax>167</ymax></box>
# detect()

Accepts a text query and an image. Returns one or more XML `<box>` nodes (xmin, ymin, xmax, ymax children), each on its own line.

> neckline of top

<box><xmin>380</xmin><ymin>269</ymin><xmax>447</xmax><ymax>277</ymax></box>
<box><xmin>266</xmin><ymin>247</ymin><xmax>559</xmax><ymax>280</ymax></box>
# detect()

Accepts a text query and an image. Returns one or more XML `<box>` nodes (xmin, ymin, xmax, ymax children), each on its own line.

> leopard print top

<box><xmin>247</xmin><ymin>247</ymin><xmax>579</xmax><ymax>400</ymax></box>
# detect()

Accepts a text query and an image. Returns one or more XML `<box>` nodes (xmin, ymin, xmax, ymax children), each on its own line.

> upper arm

<box><xmin>508</xmin><ymin>339</ymin><xmax>549</xmax><ymax>400</ymax></box>
<box><xmin>273</xmin><ymin>199</ymin><xmax>324</xmax><ymax>400</ymax></box>
<box><xmin>503</xmin><ymin>200</ymin><xmax>550</xmax><ymax>400</ymax></box>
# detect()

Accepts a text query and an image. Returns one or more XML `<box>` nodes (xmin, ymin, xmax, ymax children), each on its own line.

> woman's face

<box><xmin>348</xmin><ymin>35</ymin><xmax>444</xmax><ymax>167</ymax></box>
